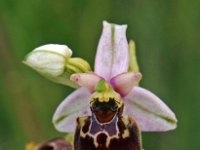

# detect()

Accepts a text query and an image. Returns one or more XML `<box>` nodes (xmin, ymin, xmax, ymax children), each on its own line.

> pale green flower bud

<box><xmin>128</xmin><ymin>40</ymin><xmax>139</xmax><ymax>73</ymax></box>
<box><xmin>23</xmin><ymin>44</ymin><xmax>91</xmax><ymax>88</ymax></box>
<box><xmin>66</xmin><ymin>57</ymin><xmax>91</xmax><ymax>74</ymax></box>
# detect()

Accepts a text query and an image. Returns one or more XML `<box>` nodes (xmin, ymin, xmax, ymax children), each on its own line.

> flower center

<box><xmin>90</xmin><ymin>80</ymin><xmax>123</xmax><ymax>123</ymax></box>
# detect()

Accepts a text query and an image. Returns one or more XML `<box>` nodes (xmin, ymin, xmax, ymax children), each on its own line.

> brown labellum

<box><xmin>74</xmin><ymin>97</ymin><xmax>142</xmax><ymax>150</ymax></box>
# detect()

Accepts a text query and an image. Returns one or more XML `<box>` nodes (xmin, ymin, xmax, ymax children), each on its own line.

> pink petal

<box><xmin>110</xmin><ymin>72</ymin><xmax>142</xmax><ymax>97</ymax></box>
<box><xmin>52</xmin><ymin>87</ymin><xmax>91</xmax><ymax>133</ymax></box>
<box><xmin>124</xmin><ymin>87</ymin><xmax>177</xmax><ymax>131</ymax></box>
<box><xmin>70</xmin><ymin>73</ymin><xmax>103</xmax><ymax>92</ymax></box>
<box><xmin>94</xmin><ymin>21</ymin><xmax>129</xmax><ymax>81</ymax></box>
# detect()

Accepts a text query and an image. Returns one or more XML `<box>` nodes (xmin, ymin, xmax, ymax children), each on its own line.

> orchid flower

<box><xmin>51</xmin><ymin>21</ymin><xmax>177</xmax><ymax>133</ymax></box>
<box><xmin>24</xmin><ymin>21</ymin><xmax>177</xmax><ymax>142</ymax></box>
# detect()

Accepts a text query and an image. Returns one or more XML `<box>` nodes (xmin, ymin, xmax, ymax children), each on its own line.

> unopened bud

<box><xmin>23</xmin><ymin>44</ymin><xmax>91</xmax><ymax>88</ymax></box>
<box><xmin>66</xmin><ymin>57</ymin><xmax>91</xmax><ymax>74</ymax></box>
<box><xmin>128</xmin><ymin>40</ymin><xmax>139</xmax><ymax>73</ymax></box>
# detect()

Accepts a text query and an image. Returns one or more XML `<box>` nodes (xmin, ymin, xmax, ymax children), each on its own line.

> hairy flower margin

<box><xmin>24</xmin><ymin>21</ymin><xmax>177</xmax><ymax>148</ymax></box>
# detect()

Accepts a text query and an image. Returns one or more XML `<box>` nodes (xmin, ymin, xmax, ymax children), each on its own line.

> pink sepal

<box><xmin>94</xmin><ymin>21</ymin><xmax>129</xmax><ymax>81</ymax></box>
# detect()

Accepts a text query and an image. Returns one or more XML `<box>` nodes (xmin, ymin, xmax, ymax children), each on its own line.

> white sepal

<box><xmin>53</xmin><ymin>87</ymin><xmax>91</xmax><ymax>133</ymax></box>
<box><xmin>124</xmin><ymin>86</ymin><xmax>177</xmax><ymax>131</ymax></box>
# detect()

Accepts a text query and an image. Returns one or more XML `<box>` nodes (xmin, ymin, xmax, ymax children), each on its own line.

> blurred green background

<box><xmin>0</xmin><ymin>0</ymin><xmax>199</xmax><ymax>149</ymax></box>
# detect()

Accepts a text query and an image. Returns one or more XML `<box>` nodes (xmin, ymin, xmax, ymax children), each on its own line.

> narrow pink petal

<box><xmin>110</xmin><ymin>72</ymin><xmax>142</xmax><ymax>97</ymax></box>
<box><xmin>70</xmin><ymin>73</ymin><xmax>103</xmax><ymax>92</ymax></box>
<box><xmin>94</xmin><ymin>21</ymin><xmax>129</xmax><ymax>81</ymax></box>
<box><xmin>52</xmin><ymin>87</ymin><xmax>91</xmax><ymax>133</ymax></box>
<box><xmin>124</xmin><ymin>87</ymin><xmax>177</xmax><ymax>131</ymax></box>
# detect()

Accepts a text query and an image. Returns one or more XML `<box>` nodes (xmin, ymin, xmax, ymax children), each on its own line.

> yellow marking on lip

<box><xmin>79</xmin><ymin>116</ymin><xmax>90</xmax><ymax>138</ymax></box>
<box><xmin>92</xmin><ymin>131</ymin><xmax>121</xmax><ymax>148</ymax></box>
<box><xmin>122</xmin><ymin>115</ymin><xmax>129</xmax><ymax>126</ymax></box>
<box><xmin>122</xmin><ymin>129</ymin><xmax>130</xmax><ymax>138</ymax></box>
<box><xmin>81</xmin><ymin>116</ymin><xmax>120</xmax><ymax>148</ymax></box>
<box><xmin>79</xmin><ymin>116</ymin><xmax>131</xmax><ymax>148</ymax></box>
<box><xmin>90</xmin><ymin>84</ymin><xmax>123</xmax><ymax>107</ymax></box>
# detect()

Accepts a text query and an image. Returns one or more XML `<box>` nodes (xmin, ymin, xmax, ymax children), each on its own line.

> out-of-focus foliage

<box><xmin>0</xmin><ymin>0</ymin><xmax>200</xmax><ymax>149</ymax></box>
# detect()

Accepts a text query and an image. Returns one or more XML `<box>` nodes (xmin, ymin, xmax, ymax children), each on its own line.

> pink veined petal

<box><xmin>52</xmin><ymin>87</ymin><xmax>91</xmax><ymax>133</ymax></box>
<box><xmin>94</xmin><ymin>21</ymin><xmax>129</xmax><ymax>81</ymax></box>
<box><xmin>70</xmin><ymin>73</ymin><xmax>103</xmax><ymax>92</ymax></box>
<box><xmin>124</xmin><ymin>86</ymin><xmax>177</xmax><ymax>131</ymax></box>
<box><xmin>110</xmin><ymin>72</ymin><xmax>142</xmax><ymax>97</ymax></box>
